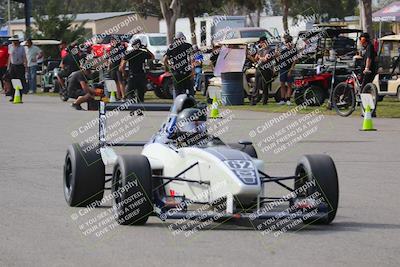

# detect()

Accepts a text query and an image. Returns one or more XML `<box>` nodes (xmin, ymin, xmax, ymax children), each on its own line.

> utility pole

<box><xmin>8</xmin><ymin>0</ymin><xmax>11</xmax><ymax>35</ymax></box>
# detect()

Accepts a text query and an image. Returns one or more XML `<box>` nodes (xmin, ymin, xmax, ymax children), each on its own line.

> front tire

<box><xmin>112</xmin><ymin>155</ymin><xmax>153</xmax><ymax>225</ymax></box>
<box><xmin>294</xmin><ymin>154</ymin><xmax>339</xmax><ymax>225</ymax></box>
<box><xmin>63</xmin><ymin>143</ymin><xmax>105</xmax><ymax>207</ymax></box>
<box><xmin>332</xmin><ymin>82</ymin><xmax>356</xmax><ymax>117</ymax></box>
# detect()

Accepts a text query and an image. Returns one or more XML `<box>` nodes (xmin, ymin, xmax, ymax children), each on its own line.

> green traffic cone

<box><xmin>13</xmin><ymin>86</ymin><xmax>22</xmax><ymax>104</ymax></box>
<box><xmin>210</xmin><ymin>96</ymin><xmax>220</xmax><ymax>119</ymax></box>
<box><xmin>360</xmin><ymin>105</ymin><xmax>376</xmax><ymax>131</ymax></box>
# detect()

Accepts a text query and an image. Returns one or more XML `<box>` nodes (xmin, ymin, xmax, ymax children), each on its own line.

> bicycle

<box><xmin>331</xmin><ymin>69</ymin><xmax>378</xmax><ymax>117</ymax></box>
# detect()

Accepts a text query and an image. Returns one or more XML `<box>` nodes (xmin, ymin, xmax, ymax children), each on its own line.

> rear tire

<box><xmin>304</xmin><ymin>85</ymin><xmax>326</xmax><ymax>106</ymax></box>
<box><xmin>112</xmin><ymin>155</ymin><xmax>153</xmax><ymax>225</ymax></box>
<box><xmin>332</xmin><ymin>82</ymin><xmax>356</xmax><ymax>117</ymax></box>
<box><xmin>162</xmin><ymin>77</ymin><xmax>173</xmax><ymax>99</ymax></box>
<box><xmin>294</xmin><ymin>154</ymin><xmax>339</xmax><ymax>225</ymax></box>
<box><xmin>294</xmin><ymin>88</ymin><xmax>305</xmax><ymax>105</ymax></box>
<box><xmin>63</xmin><ymin>143</ymin><xmax>105</xmax><ymax>207</ymax></box>
<box><xmin>53</xmin><ymin>79</ymin><xmax>61</xmax><ymax>93</ymax></box>
<box><xmin>274</xmin><ymin>87</ymin><xmax>282</xmax><ymax>103</ymax></box>
<box><xmin>153</xmin><ymin>86</ymin><xmax>165</xmax><ymax>99</ymax></box>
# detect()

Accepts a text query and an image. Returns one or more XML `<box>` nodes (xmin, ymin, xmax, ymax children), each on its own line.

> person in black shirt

<box><xmin>276</xmin><ymin>35</ymin><xmax>298</xmax><ymax>105</ymax></box>
<box><xmin>359</xmin><ymin>32</ymin><xmax>378</xmax><ymax>117</ymax></box>
<box><xmin>108</xmin><ymin>36</ymin><xmax>126</xmax><ymax>99</ymax></box>
<box><xmin>68</xmin><ymin>68</ymin><xmax>95</xmax><ymax>110</ymax></box>
<box><xmin>164</xmin><ymin>32</ymin><xmax>194</xmax><ymax>97</ymax></box>
<box><xmin>360</xmin><ymin>32</ymin><xmax>377</xmax><ymax>89</ymax></box>
<box><xmin>119</xmin><ymin>39</ymin><xmax>154</xmax><ymax>102</ymax></box>
<box><xmin>57</xmin><ymin>45</ymin><xmax>81</xmax><ymax>89</ymax></box>
<box><xmin>252</xmin><ymin>36</ymin><xmax>274</xmax><ymax>105</ymax></box>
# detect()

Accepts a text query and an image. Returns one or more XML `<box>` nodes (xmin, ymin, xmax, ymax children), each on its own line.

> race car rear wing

<box><xmin>104</xmin><ymin>101</ymin><xmax>172</xmax><ymax>112</ymax></box>
<box><xmin>99</xmin><ymin>101</ymin><xmax>172</xmax><ymax>148</ymax></box>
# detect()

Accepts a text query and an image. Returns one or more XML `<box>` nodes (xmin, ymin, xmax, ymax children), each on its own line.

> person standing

<box><xmin>0</xmin><ymin>42</ymin><xmax>9</xmax><ymax>91</ymax></box>
<box><xmin>163</xmin><ymin>32</ymin><xmax>194</xmax><ymax>97</ymax></box>
<box><xmin>359</xmin><ymin>33</ymin><xmax>377</xmax><ymax>89</ymax></box>
<box><xmin>252</xmin><ymin>36</ymin><xmax>274</xmax><ymax>105</ymax></box>
<box><xmin>59</xmin><ymin>40</ymin><xmax>68</xmax><ymax>59</ymax></box>
<box><xmin>24</xmin><ymin>39</ymin><xmax>43</xmax><ymax>94</ymax></box>
<box><xmin>57</xmin><ymin>44</ymin><xmax>81</xmax><ymax>89</ymax></box>
<box><xmin>119</xmin><ymin>38</ymin><xmax>154</xmax><ymax>102</ymax></box>
<box><xmin>7</xmin><ymin>36</ymin><xmax>27</xmax><ymax>101</ymax></box>
<box><xmin>108</xmin><ymin>36</ymin><xmax>126</xmax><ymax>99</ymax></box>
<box><xmin>359</xmin><ymin>32</ymin><xmax>378</xmax><ymax>117</ymax></box>
<box><xmin>276</xmin><ymin>35</ymin><xmax>297</xmax><ymax>106</ymax></box>
<box><xmin>192</xmin><ymin>45</ymin><xmax>203</xmax><ymax>92</ymax></box>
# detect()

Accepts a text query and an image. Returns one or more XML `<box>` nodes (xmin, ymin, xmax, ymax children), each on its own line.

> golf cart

<box><xmin>293</xmin><ymin>28</ymin><xmax>362</xmax><ymax>106</ymax></box>
<box><xmin>370</xmin><ymin>34</ymin><xmax>400</xmax><ymax>100</ymax></box>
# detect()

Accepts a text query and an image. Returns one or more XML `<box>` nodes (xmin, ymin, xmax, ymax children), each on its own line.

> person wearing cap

<box><xmin>276</xmin><ymin>34</ymin><xmax>297</xmax><ymax>105</ymax></box>
<box><xmin>359</xmin><ymin>33</ymin><xmax>377</xmax><ymax>88</ymax></box>
<box><xmin>119</xmin><ymin>38</ymin><xmax>154</xmax><ymax>102</ymax></box>
<box><xmin>57</xmin><ymin>44</ymin><xmax>82</xmax><ymax>90</ymax></box>
<box><xmin>7</xmin><ymin>36</ymin><xmax>27</xmax><ymax>100</ymax></box>
<box><xmin>251</xmin><ymin>36</ymin><xmax>274</xmax><ymax>105</ymax></box>
<box><xmin>24</xmin><ymin>39</ymin><xmax>43</xmax><ymax>94</ymax></box>
<box><xmin>164</xmin><ymin>32</ymin><xmax>194</xmax><ymax>97</ymax></box>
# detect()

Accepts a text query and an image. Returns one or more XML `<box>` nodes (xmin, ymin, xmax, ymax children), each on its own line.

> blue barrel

<box><xmin>221</xmin><ymin>72</ymin><xmax>244</xmax><ymax>105</ymax></box>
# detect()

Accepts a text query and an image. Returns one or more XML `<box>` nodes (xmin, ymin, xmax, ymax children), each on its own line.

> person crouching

<box><xmin>68</xmin><ymin>66</ymin><xmax>95</xmax><ymax>110</ymax></box>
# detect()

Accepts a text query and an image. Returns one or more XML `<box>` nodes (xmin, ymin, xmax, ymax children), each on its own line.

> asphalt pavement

<box><xmin>0</xmin><ymin>95</ymin><xmax>399</xmax><ymax>267</ymax></box>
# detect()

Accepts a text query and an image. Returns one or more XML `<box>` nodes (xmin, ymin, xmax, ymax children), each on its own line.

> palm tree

<box><xmin>361</xmin><ymin>0</ymin><xmax>373</xmax><ymax>36</ymax></box>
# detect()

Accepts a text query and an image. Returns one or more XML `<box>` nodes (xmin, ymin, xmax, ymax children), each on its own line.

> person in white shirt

<box><xmin>8</xmin><ymin>36</ymin><xmax>27</xmax><ymax>99</ymax></box>
<box><xmin>24</xmin><ymin>39</ymin><xmax>43</xmax><ymax>94</ymax></box>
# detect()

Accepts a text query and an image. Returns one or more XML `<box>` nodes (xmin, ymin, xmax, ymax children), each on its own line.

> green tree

<box><xmin>32</xmin><ymin>0</ymin><xmax>87</xmax><ymax>43</ymax></box>
<box><xmin>181</xmin><ymin>0</ymin><xmax>224</xmax><ymax>44</ymax></box>
<box><xmin>160</xmin><ymin>0</ymin><xmax>181</xmax><ymax>44</ymax></box>
<box><xmin>361</xmin><ymin>0</ymin><xmax>373</xmax><ymax>36</ymax></box>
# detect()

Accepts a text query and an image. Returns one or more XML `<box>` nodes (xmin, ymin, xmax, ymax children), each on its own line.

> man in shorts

<box><xmin>277</xmin><ymin>35</ymin><xmax>298</xmax><ymax>105</ymax></box>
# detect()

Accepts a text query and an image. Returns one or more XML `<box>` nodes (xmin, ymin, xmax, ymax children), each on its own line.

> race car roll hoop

<box><xmin>64</xmin><ymin>96</ymin><xmax>339</xmax><ymax>227</ymax></box>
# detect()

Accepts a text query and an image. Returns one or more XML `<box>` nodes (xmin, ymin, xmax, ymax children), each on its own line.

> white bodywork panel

<box><xmin>142</xmin><ymin>143</ymin><xmax>263</xmax><ymax>208</ymax></box>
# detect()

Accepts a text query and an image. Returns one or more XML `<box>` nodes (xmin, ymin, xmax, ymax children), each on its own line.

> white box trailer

<box><xmin>159</xmin><ymin>15</ymin><xmax>246</xmax><ymax>47</ymax></box>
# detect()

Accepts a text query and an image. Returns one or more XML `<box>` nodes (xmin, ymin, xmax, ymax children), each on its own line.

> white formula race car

<box><xmin>63</xmin><ymin>95</ymin><xmax>339</xmax><ymax>226</ymax></box>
